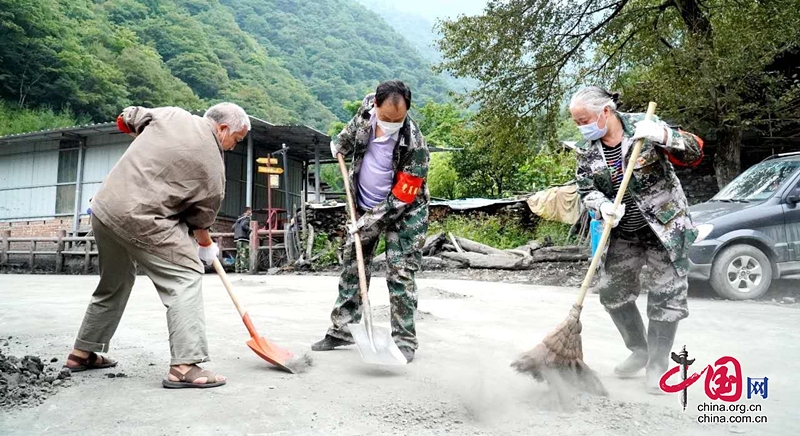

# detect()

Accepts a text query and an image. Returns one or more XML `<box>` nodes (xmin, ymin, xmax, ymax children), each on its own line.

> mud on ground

<box><xmin>0</xmin><ymin>345</ymin><xmax>74</xmax><ymax>410</ymax></box>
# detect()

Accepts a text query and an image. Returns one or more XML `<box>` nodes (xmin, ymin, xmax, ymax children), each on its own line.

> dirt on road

<box><xmin>0</xmin><ymin>349</ymin><xmax>74</xmax><ymax>410</ymax></box>
<box><xmin>0</xmin><ymin>274</ymin><xmax>797</xmax><ymax>436</ymax></box>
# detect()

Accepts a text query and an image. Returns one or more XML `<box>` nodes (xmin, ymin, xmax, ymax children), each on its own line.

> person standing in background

<box><xmin>233</xmin><ymin>207</ymin><xmax>252</xmax><ymax>273</ymax></box>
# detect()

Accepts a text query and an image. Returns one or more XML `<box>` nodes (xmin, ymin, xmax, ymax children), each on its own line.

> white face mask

<box><xmin>377</xmin><ymin>119</ymin><xmax>404</xmax><ymax>136</ymax></box>
<box><xmin>577</xmin><ymin>110</ymin><xmax>608</xmax><ymax>141</ymax></box>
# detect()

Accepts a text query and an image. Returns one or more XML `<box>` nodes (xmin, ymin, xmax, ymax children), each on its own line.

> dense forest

<box><xmin>0</xmin><ymin>0</ymin><xmax>451</xmax><ymax>132</ymax></box>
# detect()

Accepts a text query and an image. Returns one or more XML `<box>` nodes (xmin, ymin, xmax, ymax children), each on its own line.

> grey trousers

<box><xmin>74</xmin><ymin>217</ymin><xmax>209</xmax><ymax>366</ymax></box>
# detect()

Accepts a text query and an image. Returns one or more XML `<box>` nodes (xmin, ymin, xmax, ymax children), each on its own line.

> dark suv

<box><xmin>688</xmin><ymin>153</ymin><xmax>800</xmax><ymax>300</ymax></box>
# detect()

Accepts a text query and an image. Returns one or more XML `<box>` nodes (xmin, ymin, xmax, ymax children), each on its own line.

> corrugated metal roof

<box><xmin>0</xmin><ymin>115</ymin><xmax>332</xmax><ymax>162</ymax></box>
<box><xmin>0</xmin><ymin>122</ymin><xmax>118</xmax><ymax>144</ymax></box>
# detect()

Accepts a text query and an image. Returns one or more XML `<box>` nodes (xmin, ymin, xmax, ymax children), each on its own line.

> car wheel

<box><xmin>709</xmin><ymin>244</ymin><xmax>773</xmax><ymax>300</ymax></box>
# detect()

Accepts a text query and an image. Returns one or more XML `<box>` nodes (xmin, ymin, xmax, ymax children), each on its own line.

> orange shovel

<box><xmin>212</xmin><ymin>258</ymin><xmax>297</xmax><ymax>373</ymax></box>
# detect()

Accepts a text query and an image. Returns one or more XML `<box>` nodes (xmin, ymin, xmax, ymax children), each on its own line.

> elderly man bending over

<box><xmin>63</xmin><ymin>103</ymin><xmax>250</xmax><ymax>389</ymax></box>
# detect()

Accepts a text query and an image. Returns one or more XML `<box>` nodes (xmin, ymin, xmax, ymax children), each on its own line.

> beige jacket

<box><xmin>91</xmin><ymin>106</ymin><xmax>225</xmax><ymax>273</ymax></box>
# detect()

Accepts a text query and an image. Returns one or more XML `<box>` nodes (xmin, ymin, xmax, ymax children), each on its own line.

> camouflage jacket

<box><xmin>575</xmin><ymin>112</ymin><xmax>703</xmax><ymax>275</ymax></box>
<box><xmin>331</xmin><ymin>92</ymin><xmax>430</xmax><ymax>233</ymax></box>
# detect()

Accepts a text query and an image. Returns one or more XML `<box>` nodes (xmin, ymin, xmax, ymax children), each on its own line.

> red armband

<box><xmin>116</xmin><ymin>114</ymin><xmax>132</xmax><ymax>134</ymax></box>
<box><xmin>666</xmin><ymin>130</ymin><xmax>704</xmax><ymax>168</ymax></box>
<box><xmin>392</xmin><ymin>172</ymin><xmax>424</xmax><ymax>204</ymax></box>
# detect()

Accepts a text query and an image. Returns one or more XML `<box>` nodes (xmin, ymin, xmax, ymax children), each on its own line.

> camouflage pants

<box><xmin>235</xmin><ymin>240</ymin><xmax>249</xmax><ymax>273</ymax></box>
<box><xmin>326</xmin><ymin>206</ymin><xmax>428</xmax><ymax>350</ymax></box>
<box><xmin>596</xmin><ymin>227</ymin><xmax>689</xmax><ymax>322</ymax></box>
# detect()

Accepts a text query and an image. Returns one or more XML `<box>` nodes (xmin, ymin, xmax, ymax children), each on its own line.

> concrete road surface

<box><xmin>0</xmin><ymin>274</ymin><xmax>798</xmax><ymax>435</ymax></box>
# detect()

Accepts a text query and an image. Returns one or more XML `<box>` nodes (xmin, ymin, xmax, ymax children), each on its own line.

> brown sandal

<box><xmin>64</xmin><ymin>352</ymin><xmax>118</xmax><ymax>372</ymax></box>
<box><xmin>162</xmin><ymin>366</ymin><xmax>226</xmax><ymax>389</ymax></box>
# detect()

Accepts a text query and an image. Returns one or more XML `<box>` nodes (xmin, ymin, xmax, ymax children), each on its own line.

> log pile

<box><xmin>294</xmin><ymin>203</ymin><xmax>588</xmax><ymax>272</ymax></box>
<box><xmin>305</xmin><ymin>205</ymin><xmax>347</xmax><ymax>237</ymax></box>
<box><xmin>372</xmin><ymin>232</ymin><xmax>588</xmax><ymax>271</ymax></box>
<box><xmin>436</xmin><ymin>234</ymin><xmax>588</xmax><ymax>270</ymax></box>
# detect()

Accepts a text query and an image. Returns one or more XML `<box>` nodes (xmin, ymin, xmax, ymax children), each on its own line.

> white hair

<box><xmin>204</xmin><ymin>102</ymin><xmax>251</xmax><ymax>132</ymax></box>
<box><xmin>569</xmin><ymin>86</ymin><xmax>619</xmax><ymax>114</ymax></box>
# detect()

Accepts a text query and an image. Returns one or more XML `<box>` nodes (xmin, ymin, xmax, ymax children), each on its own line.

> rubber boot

<box><xmin>311</xmin><ymin>334</ymin><xmax>354</xmax><ymax>351</ymax></box>
<box><xmin>646</xmin><ymin>320</ymin><xmax>678</xmax><ymax>395</ymax></box>
<box><xmin>399</xmin><ymin>347</ymin><xmax>415</xmax><ymax>363</ymax></box>
<box><xmin>608</xmin><ymin>302</ymin><xmax>649</xmax><ymax>378</ymax></box>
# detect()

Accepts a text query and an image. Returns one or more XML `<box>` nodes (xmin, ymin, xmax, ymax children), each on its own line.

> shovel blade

<box><xmin>246</xmin><ymin>336</ymin><xmax>296</xmax><ymax>374</ymax></box>
<box><xmin>349</xmin><ymin>322</ymin><xmax>407</xmax><ymax>366</ymax></box>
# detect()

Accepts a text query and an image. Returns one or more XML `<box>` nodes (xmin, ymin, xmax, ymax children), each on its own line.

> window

<box><xmin>55</xmin><ymin>139</ymin><xmax>80</xmax><ymax>214</ymax></box>
<box><xmin>713</xmin><ymin>160</ymin><xmax>800</xmax><ymax>203</ymax></box>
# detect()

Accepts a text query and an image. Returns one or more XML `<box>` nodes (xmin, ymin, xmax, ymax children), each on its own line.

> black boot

<box><xmin>608</xmin><ymin>302</ymin><xmax>649</xmax><ymax>378</ymax></box>
<box><xmin>399</xmin><ymin>347</ymin><xmax>415</xmax><ymax>363</ymax></box>
<box><xmin>311</xmin><ymin>334</ymin><xmax>354</xmax><ymax>351</ymax></box>
<box><xmin>646</xmin><ymin>320</ymin><xmax>678</xmax><ymax>395</ymax></box>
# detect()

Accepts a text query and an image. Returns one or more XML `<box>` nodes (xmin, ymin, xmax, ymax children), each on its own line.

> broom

<box><xmin>510</xmin><ymin>102</ymin><xmax>658</xmax><ymax>395</ymax></box>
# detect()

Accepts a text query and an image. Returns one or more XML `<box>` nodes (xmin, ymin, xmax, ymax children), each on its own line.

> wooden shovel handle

<box><xmin>213</xmin><ymin>258</ymin><xmax>246</xmax><ymax>318</ymax></box>
<box><xmin>337</xmin><ymin>154</ymin><xmax>370</xmax><ymax>304</ymax></box>
<box><xmin>576</xmin><ymin>102</ymin><xmax>658</xmax><ymax>306</ymax></box>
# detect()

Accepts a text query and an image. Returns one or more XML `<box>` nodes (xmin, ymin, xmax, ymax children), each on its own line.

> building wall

<box><xmin>0</xmin><ymin>131</ymin><xmax>307</xmax><ymax>239</ymax></box>
<box><xmin>0</xmin><ymin>138</ymin><xmax>61</xmax><ymax>219</ymax></box>
<box><xmin>79</xmin><ymin>132</ymin><xmax>132</xmax><ymax>213</ymax></box>
<box><xmin>211</xmin><ymin>142</ymin><xmax>305</xmax><ymax>219</ymax></box>
<box><xmin>0</xmin><ymin>132</ymin><xmax>131</xmax><ymax>221</ymax></box>
<box><xmin>0</xmin><ymin>217</ymin><xmax>91</xmax><ymax>238</ymax></box>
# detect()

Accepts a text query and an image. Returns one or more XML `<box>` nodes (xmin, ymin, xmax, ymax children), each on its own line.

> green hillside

<box><xmin>0</xmin><ymin>0</ymin><xmax>450</xmax><ymax>132</ymax></box>
<box><xmin>223</xmin><ymin>0</ymin><xmax>450</xmax><ymax>120</ymax></box>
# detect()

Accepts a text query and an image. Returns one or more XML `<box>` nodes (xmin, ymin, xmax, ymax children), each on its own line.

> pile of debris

<box><xmin>0</xmin><ymin>349</ymin><xmax>72</xmax><ymax>410</ymax></box>
<box><xmin>374</xmin><ymin>232</ymin><xmax>589</xmax><ymax>271</ymax></box>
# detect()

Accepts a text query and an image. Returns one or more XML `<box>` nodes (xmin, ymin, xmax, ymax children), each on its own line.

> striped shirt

<box><xmin>602</xmin><ymin>143</ymin><xmax>648</xmax><ymax>233</ymax></box>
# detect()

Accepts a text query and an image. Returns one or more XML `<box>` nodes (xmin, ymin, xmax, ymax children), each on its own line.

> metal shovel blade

<box><xmin>349</xmin><ymin>322</ymin><xmax>407</xmax><ymax>366</ymax></box>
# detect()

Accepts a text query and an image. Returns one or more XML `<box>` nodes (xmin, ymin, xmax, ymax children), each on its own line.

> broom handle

<box><xmin>576</xmin><ymin>102</ymin><xmax>658</xmax><ymax>306</ymax></box>
<box><xmin>337</xmin><ymin>154</ymin><xmax>370</xmax><ymax>306</ymax></box>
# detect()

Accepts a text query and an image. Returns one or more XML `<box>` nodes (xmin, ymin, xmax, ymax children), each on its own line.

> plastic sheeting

<box><xmin>526</xmin><ymin>184</ymin><xmax>580</xmax><ymax>225</ymax></box>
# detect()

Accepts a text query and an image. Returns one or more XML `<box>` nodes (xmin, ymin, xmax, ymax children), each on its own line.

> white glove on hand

<box><xmin>330</xmin><ymin>140</ymin><xmax>339</xmax><ymax>158</ymax></box>
<box><xmin>347</xmin><ymin>218</ymin><xmax>366</xmax><ymax>235</ymax></box>
<box><xmin>600</xmin><ymin>202</ymin><xmax>626</xmax><ymax>228</ymax></box>
<box><xmin>197</xmin><ymin>242</ymin><xmax>219</xmax><ymax>266</ymax></box>
<box><xmin>632</xmin><ymin>120</ymin><xmax>668</xmax><ymax>145</ymax></box>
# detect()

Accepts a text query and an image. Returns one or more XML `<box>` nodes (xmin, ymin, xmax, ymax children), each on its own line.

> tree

<box><xmin>437</xmin><ymin>0</ymin><xmax>800</xmax><ymax>188</ymax></box>
<box><xmin>416</xmin><ymin>101</ymin><xmax>469</xmax><ymax>199</ymax></box>
<box><xmin>0</xmin><ymin>100</ymin><xmax>83</xmax><ymax>136</ymax></box>
<box><xmin>428</xmin><ymin>152</ymin><xmax>460</xmax><ymax>199</ymax></box>
<box><xmin>115</xmin><ymin>45</ymin><xmax>203</xmax><ymax>109</ymax></box>
<box><xmin>320</xmin><ymin>99</ymin><xmax>364</xmax><ymax>193</ymax></box>
<box><xmin>0</xmin><ymin>0</ymin><xmax>74</xmax><ymax>108</ymax></box>
<box><xmin>166</xmin><ymin>52</ymin><xmax>229</xmax><ymax>99</ymax></box>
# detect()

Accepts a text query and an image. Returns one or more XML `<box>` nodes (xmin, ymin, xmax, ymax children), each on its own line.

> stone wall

<box><xmin>674</xmin><ymin>146</ymin><xmax>719</xmax><ymax>205</ymax></box>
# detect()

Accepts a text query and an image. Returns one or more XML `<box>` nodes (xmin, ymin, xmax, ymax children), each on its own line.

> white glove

<box><xmin>330</xmin><ymin>140</ymin><xmax>339</xmax><ymax>158</ymax></box>
<box><xmin>197</xmin><ymin>242</ymin><xmax>219</xmax><ymax>266</ymax></box>
<box><xmin>632</xmin><ymin>120</ymin><xmax>668</xmax><ymax>145</ymax></box>
<box><xmin>347</xmin><ymin>219</ymin><xmax>365</xmax><ymax>235</ymax></box>
<box><xmin>600</xmin><ymin>202</ymin><xmax>626</xmax><ymax>228</ymax></box>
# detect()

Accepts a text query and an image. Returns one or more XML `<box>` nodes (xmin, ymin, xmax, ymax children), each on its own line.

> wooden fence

<box><xmin>1</xmin><ymin>230</ymin><xmax>98</xmax><ymax>274</ymax></box>
<box><xmin>1</xmin><ymin>220</ymin><xmax>294</xmax><ymax>274</ymax></box>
